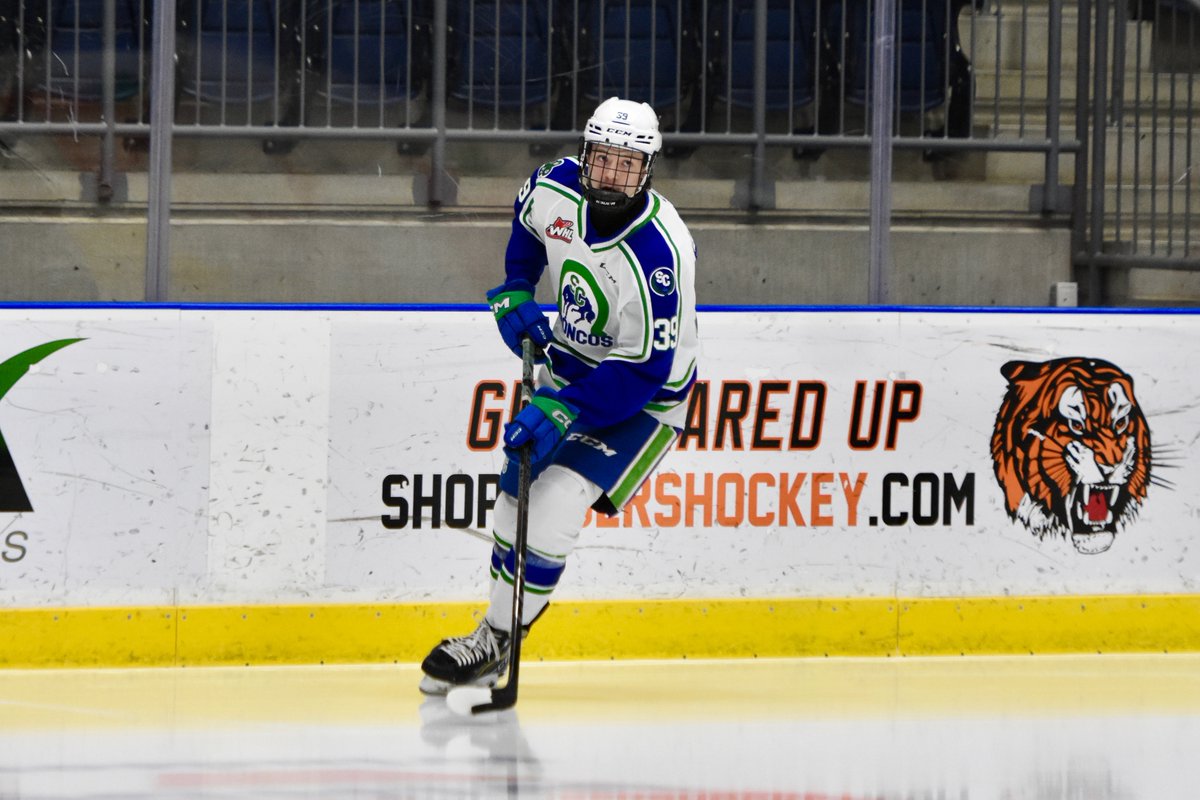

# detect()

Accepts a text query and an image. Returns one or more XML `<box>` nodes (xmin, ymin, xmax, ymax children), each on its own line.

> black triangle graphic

<box><xmin>0</xmin><ymin>435</ymin><xmax>32</xmax><ymax>513</ymax></box>
<box><xmin>0</xmin><ymin>338</ymin><xmax>85</xmax><ymax>514</ymax></box>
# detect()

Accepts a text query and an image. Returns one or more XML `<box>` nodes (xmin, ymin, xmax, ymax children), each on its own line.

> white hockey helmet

<box><xmin>579</xmin><ymin>97</ymin><xmax>662</xmax><ymax>211</ymax></box>
<box><xmin>583</xmin><ymin>97</ymin><xmax>663</xmax><ymax>155</ymax></box>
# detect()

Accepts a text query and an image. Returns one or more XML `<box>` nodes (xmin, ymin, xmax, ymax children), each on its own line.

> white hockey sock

<box><xmin>484</xmin><ymin>576</ymin><xmax>551</xmax><ymax>633</ymax></box>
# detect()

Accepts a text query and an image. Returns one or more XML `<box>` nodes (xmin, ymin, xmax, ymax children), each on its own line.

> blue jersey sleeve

<box><xmin>557</xmin><ymin>356</ymin><xmax>673</xmax><ymax>428</ymax></box>
<box><xmin>504</xmin><ymin>167</ymin><xmax>547</xmax><ymax>285</ymax></box>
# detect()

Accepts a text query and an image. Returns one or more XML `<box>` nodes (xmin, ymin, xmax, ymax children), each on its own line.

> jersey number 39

<box><xmin>653</xmin><ymin>318</ymin><xmax>679</xmax><ymax>351</ymax></box>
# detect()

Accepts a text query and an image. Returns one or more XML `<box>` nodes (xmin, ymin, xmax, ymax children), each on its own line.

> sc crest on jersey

<box><xmin>649</xmin><ymin>266</ymin><xmax>677</xmax><ymax>297</ymax></box>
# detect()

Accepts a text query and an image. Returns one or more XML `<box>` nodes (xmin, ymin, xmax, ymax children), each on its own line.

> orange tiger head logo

<box><xmin>990</xmin><ymin>357</ymin><xmax>1151</xmax><ymax>554</ymax></box>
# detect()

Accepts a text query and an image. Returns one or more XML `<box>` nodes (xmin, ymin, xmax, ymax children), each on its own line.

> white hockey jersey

<box><xmin>503</xmin><ymin>157</ymin><xmax>699</xmax><ymax>430</ymax></box>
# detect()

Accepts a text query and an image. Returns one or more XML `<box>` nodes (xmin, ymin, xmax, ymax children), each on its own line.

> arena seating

<box><xmin>321</xmin><ymin>0</ymin><xmax>428</xmax><ymax>106</ymax></box>
<box><xmin>176</xmin><ymin>0</ymin><xmax>289</xmax><ymax>106</ymax></box>
<box><xmin>826</xmin><ymin>0</ymin><xmax>976</xmax><ymax>137</ymax></box>
<box><xmin>707</xmin><ymin>0</ymin><xmax>822</xmax><ymax>114</ymax></box>
<box><xmin>32</xmin><ymin>0</ymin><xmax>149</xmax><ymax>102</ymax></box>
<box><xmin>578</xmin><ymin>0</ymin><xmax>700</xmax><ymax>116</ymax></box>
<box><xmin>447</xmin><ymin>0</ymin><xmax>554</xmax><ymax>110</ymax></box>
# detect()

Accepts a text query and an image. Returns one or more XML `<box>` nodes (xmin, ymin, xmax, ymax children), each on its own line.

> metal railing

<box><xmin>1</xmin><ymin>0</ymin><xmax>1195</xmax><ymax>298</ymax></box>
<box><xmin>1</xmin><ymin>1</ymin><xmax>1077</xmax><ymax>165</ymax></box>
<box><xmin>1075</xmin><ymin>0</ymin><xmax>1199</xmax><ymax>297</ymax></box>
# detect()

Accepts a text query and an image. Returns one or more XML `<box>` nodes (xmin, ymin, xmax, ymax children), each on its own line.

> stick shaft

<box><xmin>507</xmin><ymin>337</ymin><xmax>536</xmax><ymax>692</ymax></box>
<box><xmin>471</xmin><ymin>336</ymin><xmax>535</xmax><ymax>714</ymax></box>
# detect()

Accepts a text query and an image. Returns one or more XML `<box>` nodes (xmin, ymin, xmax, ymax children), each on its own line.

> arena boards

<box><xmin>0</xmin><ymin>305</ymin><xmax>1198</xmax><ymax>666</ymax></box>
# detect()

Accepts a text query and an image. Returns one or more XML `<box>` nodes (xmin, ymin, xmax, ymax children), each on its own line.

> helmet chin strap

<box><xmin>583</xmin><ymin>184</ymin><xmax>644</xmax><ymax>213</ymax></box>
<box><xmin>584</xmin><ymin>186</ymin><xmax>649</xmax><ymax>237</ymax></box>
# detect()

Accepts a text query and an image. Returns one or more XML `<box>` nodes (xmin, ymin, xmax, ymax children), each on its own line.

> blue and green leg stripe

<box><xmin>489</xmin><ymin>535</ymin><xmax>566</xmax><ymax>595</ymax></box>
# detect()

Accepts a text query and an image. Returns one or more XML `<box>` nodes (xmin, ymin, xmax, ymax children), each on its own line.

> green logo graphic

<box><xmin>0</xmin><ymin>339</ymin><xmax>84</xmax><ymax>513</ymax></box>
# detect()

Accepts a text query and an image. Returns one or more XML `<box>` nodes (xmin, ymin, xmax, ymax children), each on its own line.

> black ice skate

<box><xmin>419</xmin><ymin>620</ymin><xmax>511</xmax><ymax>696</ymax></box>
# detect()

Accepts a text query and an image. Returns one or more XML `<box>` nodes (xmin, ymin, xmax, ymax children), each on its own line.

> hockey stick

<box><xmin>446</xmin><ymin>335</ymin><xmax>536</xmax><ymax>716</ymax></box>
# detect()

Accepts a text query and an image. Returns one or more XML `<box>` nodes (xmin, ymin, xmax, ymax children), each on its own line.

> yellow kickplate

<box><xmin>898</xmin><ymin>594</ymin><xmax>1200</xmax><ymax>655</ymax></box>
<box><xmin>525</xmin><ymin>597</ymin><xmax>899</xmax><ymax>660</ymax></box>
<box><xmin>0</xmin><ymin>607</ymin><xmax>177</xmax><ymax>668</ymax></box>
<box><xmin>1</xmin><ymin>594</ymin><xmax>1197</xmax><ymax>668</ymax></box>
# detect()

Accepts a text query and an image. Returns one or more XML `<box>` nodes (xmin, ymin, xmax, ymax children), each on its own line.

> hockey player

<box><xmin>419</xmin><ymin>97</ymin><xmax>699</xmax><ymax>695</ymax></box>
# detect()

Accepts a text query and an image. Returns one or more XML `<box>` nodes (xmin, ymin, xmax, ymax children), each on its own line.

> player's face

<box><xmin>585</xmin><ymin>144</ymin><xmax>646</xmax><ymax>198</ymax></box>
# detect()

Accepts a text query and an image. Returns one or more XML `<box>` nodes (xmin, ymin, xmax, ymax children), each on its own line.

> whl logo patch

<box><xmin>545</xmin><ymin>216</ymin><xmax>575</xmax><ymax>243</ymax></box>
<box><xmin>0</xmin><ymin>339</ymin><xmax>84</xmax><ymax>512</ymax></box>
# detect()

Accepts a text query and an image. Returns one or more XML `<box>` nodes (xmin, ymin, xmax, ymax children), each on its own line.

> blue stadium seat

<box><xmin>447</xmin><ymin>0</ymin><xmax>555</xmax><ymax>109</ymax></box>
<box><xmin>321</xmin><ymin>0</ymin><xmax>427</xmax><ymax>105</ymax></box>
<box><xmin>829</xmin><ymin>0</ymin><xmax>965</xmax><ymax>114</ymax></box>
<box><xmin>1</xmin><ymin>0</ymin><xmax>21</xmax><ymax>59</ymax></box>
<box><xmin>0</xmin><ymin>0</ymin><xmax>19</xmax><ymax>128</ymax></box>
<box><xmin>178</xmin><ymin>0</ymin><xmax>285</xmax><ymax>105</ymax></box>
<box><xmin>37</xmin><ymin>0</ymin><xmax>149</xmax><ymax>101</ymax></box>
<box><xmin>825</xmin><ymin>0</ymin><xmax>975</xmax><ymax>140</ymax></box>
<box><xmin>708</xmin><ymin>0</ymin><xmax>821</xmax><ymax>111</ymax></box>
<box><xmin>579</xmin><ymin>0</ymin><xmax>698</xmax><ymax>112</ymax></box>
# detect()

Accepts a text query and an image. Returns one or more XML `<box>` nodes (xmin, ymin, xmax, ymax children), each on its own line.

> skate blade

<box><xmin>419</xmin><ymin>673</ymin><xmax>500</xmax><ymax>697</ymax></box>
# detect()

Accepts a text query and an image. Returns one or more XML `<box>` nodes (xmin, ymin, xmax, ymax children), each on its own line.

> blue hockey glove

<box><xmin>504</xmin><ymin>388</ymin><xmax>579</xmax><ymax>464</ymax></box>
<box><xmin>486</xmin><ymin>279</ymin><xmax>553</xmax><ymax>358</ymax></box>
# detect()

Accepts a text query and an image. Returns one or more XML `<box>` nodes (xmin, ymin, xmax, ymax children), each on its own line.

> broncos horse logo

<box><xmin>990</xmin><ymin>357</ymin><xmax>1152</xmax><ymax>554</ymax></box>
<box><xmin>562</xmin><ymin>284</ymin><xmax>597</xmax><ymax>325</ymax></box>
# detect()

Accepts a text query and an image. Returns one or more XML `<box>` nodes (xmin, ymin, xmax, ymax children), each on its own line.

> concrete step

<box><xmin>1096</xmin><ymin>216</ymin><xmax>1200</xmax><ymax>243</ymax></box>
<box><xmin>1</xmin><ymin>144</ymin><xmax>1190</xmax><ymax>217</ymax></box>
<box><xmin>1100</xmin><ymin>185</ymin><xmax>1200</xmax><ymax>216</ymax></box>
<box><xmin>975</xmin><ymin>67</ymin><xmax>1194</xmax><ymax>108</ymax></box>
<box><xmin>1094</xmin><ymin>219</ymin><xmax>1200</xmax><ymax>270</ymax></box>
<box><xmin>1079</xmin><ymin>269</ymin><xmax>1200</xmax><ymax>306</ymax></box>
<box><xmin>0</xmin><ymin>123</ymin><xmax>1189</xmax><ymax>212</ymax></box>
<box><xmin>1121</xmin><ymin>284</ymin><xmax>1200</xmax><ymax>307</ymax></box>
<box><xmin>959</xmin><ymin>8</ymin><xmax>1152</xmax><ymax>73</ymax></box>
<box><xmin>1102</xmin><ymin>262</ymin><xmax>1200</xmax><ymax>306</ymax></box>
<box><xmin>983</xmin><ymin>126</ymin><xmax>1200</xmax><ymax>182</ymax></box>
<box><xmin>0</xmin><ymin>168</ymin><xmax>1040</xmax><ymax>216</ymax></box>
<box><xmin>0</xmin><ymin>208</ymin><xmax>1074</xmax><ymax>306</ymax></box>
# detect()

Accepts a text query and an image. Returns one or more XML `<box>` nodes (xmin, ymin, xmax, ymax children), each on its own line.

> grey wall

<box><xmin>1</xmin><ymin>214</ymin><xmax>1070</xmax><ymax>306</ymax></box>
